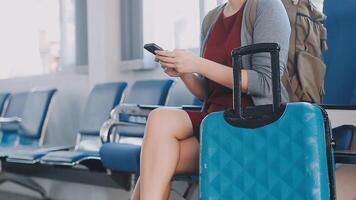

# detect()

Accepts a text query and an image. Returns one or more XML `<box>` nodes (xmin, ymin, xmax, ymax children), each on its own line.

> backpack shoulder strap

<box><xmin>246</xmin><ymin>0</ymin><xmax>258</xmax><ymax>35</ymax></box>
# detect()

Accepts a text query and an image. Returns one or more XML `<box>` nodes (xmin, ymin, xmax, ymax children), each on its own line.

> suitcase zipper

<box><xmin>318</xmin><ymin>106</ymin><xmax>337</xmax><ymax>200</ymax></box>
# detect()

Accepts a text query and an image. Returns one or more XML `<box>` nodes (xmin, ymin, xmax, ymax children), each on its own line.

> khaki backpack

<box><xmin>247</xmin><ymin>0</ymin><xmax>328</xmax><ymax>103</ymax></box>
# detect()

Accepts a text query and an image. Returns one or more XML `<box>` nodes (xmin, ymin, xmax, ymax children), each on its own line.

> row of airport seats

<box><xmin>3</xmin><ymin>82</ymin><xmax>127</xmax><ymax>168</ymax></box>
<box><xmin>0</xmin><ymin>89</ymin><xmax>59</xmax><ymax>198</ymax></box>
<box><xmin>4</xmin><ymin>80</ymin><xmax>175</xmax><ymax>168</ymax></box>
<box><xmin>0</xmin><ymin>89</ymin><xmax>57</xmax><ymax>150</ymax></box>
<box><xmin>0</xmin><ymin>79</ymin><xmax>202</xmax><ymax>199</ymax></box>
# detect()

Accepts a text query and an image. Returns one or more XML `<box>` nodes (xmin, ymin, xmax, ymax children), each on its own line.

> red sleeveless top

<box><xmin>187</xmin><ymin>5</ymin><xmax>253</xmax><ymax>139</ymax></box>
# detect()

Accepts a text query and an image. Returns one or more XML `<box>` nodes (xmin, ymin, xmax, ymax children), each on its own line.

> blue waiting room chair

<box><xmin>0</xmin><ymin>89</ymin><xmax>57</xmax><ymax>199</ymax></box>
<box><xmin>4</xmin><ymin>82</ymin><xmax>127</xmax><ymax>170</ymax></box>
<box><xmin>39</xmin><ymin>80</ymin><xmax>173</xmax><ymax>170</ymax></box>
<box><xmin>322</xmin><ymin>0</ymin><xmax>356</xmax><ymax>156</ymax></box>
<box><xmin>0</xmin><ymin>92</ymin><xmax>10</xmax><ymax>116</ymax></box>
<box><xmin>0</xmin><ymin>92</ymin><xmax>28</xmax><ymax>147</ymax></box>
<box><xmin>99</xmin><ymin>81</ymin><xmax>201</xmax><ymax>197</ymax></box>
<box><xmin>0</xmin><ymin>89</ymin><xmax>57</xmax><ymax>156</ymax></box>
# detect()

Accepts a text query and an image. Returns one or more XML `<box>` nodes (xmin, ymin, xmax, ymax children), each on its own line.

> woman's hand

<box><xmin>154</xmin><ymin>54</ymin><xmax>182</xmax><ymax>77</ymax></box>
<box><xmin>155</xmin><ymin>49</ymin><xmax>202</xmax><ymax>74</ymax></box>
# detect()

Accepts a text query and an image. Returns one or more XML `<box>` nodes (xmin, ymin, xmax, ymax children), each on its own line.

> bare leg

<box><xmin>132</xmin><ymin>178</ymin><xmax>171</xmax><ymax>200</ymax></box>
<box><xmin>137</xmin><ymin>108</ymin><xmax>197</xmax><ymax>200</ymax></box>
<box><xmin>131</xmin><ymin>178</ymin><xmax>140</xmax><ymax>200</ymax></box>
<box><xmin>131</xmin><ymin>135</ymin><xmax>199</xmax><ymax>200</ymax></box>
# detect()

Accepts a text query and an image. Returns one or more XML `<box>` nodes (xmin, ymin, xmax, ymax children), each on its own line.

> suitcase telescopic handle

<box><xmin>231</xmin><ymin>43</ymin><xmax>281</xmax><ymax>119</ymax></box>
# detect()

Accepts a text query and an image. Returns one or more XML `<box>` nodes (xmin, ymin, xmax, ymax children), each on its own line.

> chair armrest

<box><xmin>320</xmin><ymin>104</ymin><xmax>356</xmax><ymax>110</ymax></box>
<box><xmin>320</xmin><ymin>104</ymin><xmax>356</xmax><ymax>128</ymax></box>
<box><xmin>100</xmin><ymin>119</ymin><xmax>138</xmax><ymax>143</ymax></box>
<box><xmin>138</xmin><ymin>104</ymin><xmax>161</xmax><ymax>110</ymax></box>
<box><xmin>110</xmin><ymin>104</ymin><xmax>161</xmax><ymax>119</ymax></box>
<box><xmin>0</xmin><ymin>117</ymin><xmax>22</xmax><ymax>123</ymax></box>
<box><xmin>111</xmin><ymin>104</ymin><xmax>203</xmax><ymax>119</ymax></box>
<box><xmin>181</xmin><ymin>105</ymin><xmax>203</xmax><ymax>111</ymax></box>
<box><xmin>103</xmin><ymin>104</ymin><xmax>203</xmax><ymax>144</ymax></box>
<box><xmin>334</xmin><ymin>124</ymin><xmax>356</xmax><ymax>131</ymax></box>
<box><xmin>40</xmin><ymin>145</ymin><xmax>73</xmax><ymax>151</ymax></box>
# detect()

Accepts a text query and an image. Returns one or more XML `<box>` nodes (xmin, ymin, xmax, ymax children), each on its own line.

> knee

<box><xmin>145</xmin><ymin>108</ymin><xmax>176</xmax><ymax>138</ymax></box>
<box><xmin>147</xmin><ymin>107</ymin><xmax>171</xmax><ymax>125</ymax></box>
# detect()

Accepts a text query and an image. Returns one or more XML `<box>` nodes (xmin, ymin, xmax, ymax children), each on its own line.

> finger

<box><xmin>155</xmin><ymin>50</ymin><xmax>175</xmax><ymax>57</ymax></box>
<box><xmin>159</xmin><ymin>61</ymin><xmax>175</xmax><ymax>68</ymax></box>
<box><xmin>156</xmin><ymin>55</ymin><xmax>176</xmax><ymax>64</ymax></box>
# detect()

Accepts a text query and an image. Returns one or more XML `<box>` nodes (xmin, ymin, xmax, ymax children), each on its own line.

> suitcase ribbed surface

<box><xmin>200</xmin><ymin>103</ymin><xmax>331</xmax><ymax>200</ymax></box>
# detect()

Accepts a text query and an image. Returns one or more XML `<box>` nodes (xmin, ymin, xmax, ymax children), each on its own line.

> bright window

<box><xmin>0</xmin><ymin>0</ymin><xmax>62</xmax><ymax>79</ymax></box>
<box><xmin>143</xmin><ymin>0</ymin><xmax>227</xmax><ymax>51</ymax></box>
<box><xmin>143</xmin><ymin>0</ymin><xmax>201</xmax><ymax>51</ymax></box>
<box><xmin>140</xmin><ymin>0</ymin><xmax>202</xmax><ymax>68</ymax></box>
<box><xmin>0</xmin><ymin>0</ymin><xmax>87</xmax><ymax>79</ymax></box>
<box><xmin>120</xmin><ymin>0</ymin><xmax>227</xmax><ymax>69</ymax></box>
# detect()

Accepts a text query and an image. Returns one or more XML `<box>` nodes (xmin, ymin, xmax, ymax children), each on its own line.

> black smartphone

<box><xmin>144</xmin><ymin>43</ymin><xmax>164</xmax><ymax>55</ymax></box>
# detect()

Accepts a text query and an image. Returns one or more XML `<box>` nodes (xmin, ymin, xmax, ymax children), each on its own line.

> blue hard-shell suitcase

<box><xmin>200</xmin><ymin>43</ymin><xmax>336</xmax><ymax>200</ymax></box>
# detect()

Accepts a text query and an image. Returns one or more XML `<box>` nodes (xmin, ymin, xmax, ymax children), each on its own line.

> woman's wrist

<box><xmin>194</xmin><ymin>57</ymin><xmax>205</xmax><ymax>74</ymax></box>
<box><xmin>180</xmin><ymin>73</ymin><xmax>197</xmax><ymax>83</ymax></box>
<box><xmin>180</xmin><ymin>73</ymin><xmax>190</xmax><ymax>80</ymax></box>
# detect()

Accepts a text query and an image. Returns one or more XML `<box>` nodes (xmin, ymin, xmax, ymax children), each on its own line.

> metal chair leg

<box><xmin>129</xmin><ymin>174</ymin><xmax>138</xmax><ymax>191</ymax></box>
<box><xmin>128</xmin><ymin>174</ymin><xmax>138</xmax><ymax>200</ymax></box>
<box><xmin>169</xmin><ymin>190</ymin><xmax>186</xmax><ymax>200</ymax></box>
<box><xmin>183</xmin><ymin>182</ymin><xmax>198</xmax><ymax>200</ymax></box>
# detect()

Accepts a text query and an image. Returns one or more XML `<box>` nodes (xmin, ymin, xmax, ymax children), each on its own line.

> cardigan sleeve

<box><xmin>246</xmin><ymin>0</ymin><xmax>291</xmax><ymax>98</ymax></box>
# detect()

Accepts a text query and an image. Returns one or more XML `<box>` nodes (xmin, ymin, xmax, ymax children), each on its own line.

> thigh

<box><xmin>175</xmin><ymin>137</ymin><xmax>200</xmax><ymax>174</ymax></box>
<box><xmin>146</xmin><ymin>108</ymin><xmax>194</xmax><ymax>140</ymax></box>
